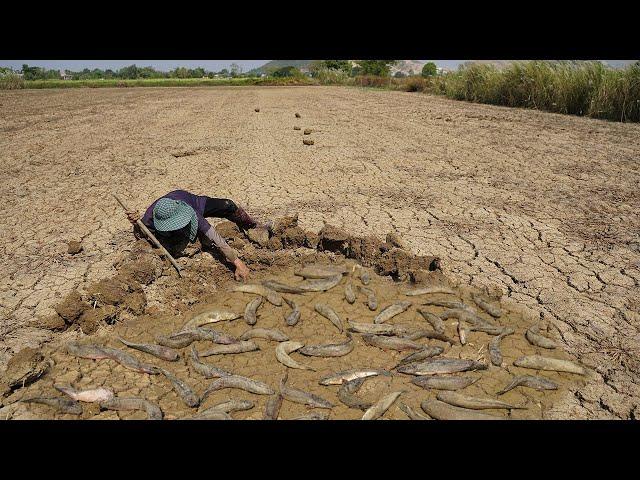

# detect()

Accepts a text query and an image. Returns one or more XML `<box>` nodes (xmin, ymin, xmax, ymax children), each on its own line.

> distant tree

<box><xmin>421</xmin><ymin>62</ymin><xmax>437</xmax><ymax>77</ymax></box>
<box><xmin>230</xmin><ymin>63</ymin><xmax>242</xmax><ymax>77</ymax></box>
<box><xmin>220</xmin><ymin>68</ymin><xmax>229</xmax><ymax>77</ymax></box>
<box><xmin>322</xmin><ymin>60</ymin><xmax>351</xmax><ymax>72</ymax></box>
<box><xmin>358</xmin><ymin>60</ymin><xmax>396</xmax><ymax>76</ymax></box>
<box><xmin>119</xmin><ymin>64</ymin><xmax>140</xmax><ymax>79</ymax></box>
<box><xmin>394</xmin><ymin>71</ymin><xmax>406</xmax><ymax>78</ymax></box>
<box><xmin>272</xmin><ymin>66</ymin><xmax>302</xmax><ymax>78</ymax></box>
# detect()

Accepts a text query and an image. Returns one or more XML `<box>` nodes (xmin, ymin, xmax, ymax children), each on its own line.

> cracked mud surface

<box><xmin>1</xmin><ymin>86</ymin><xmax>639</xmax><ymax>419</ymax></box>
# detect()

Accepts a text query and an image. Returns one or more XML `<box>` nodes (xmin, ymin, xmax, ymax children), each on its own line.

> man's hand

<box><xmin>126</xmin><ymin>210</ymin><xmax>140</xmax><ymax>224</ymax></box>
<box><xmin>233</xmin><ymin>258</ymin><xmax>250</xmax><ymax>282</ymax></box>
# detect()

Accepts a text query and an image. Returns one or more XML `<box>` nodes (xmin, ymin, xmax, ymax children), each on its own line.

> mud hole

<box><xmin>0</xmin><ymin>220</ymin><xmax>589</xmax><ymax>420</ymax></box>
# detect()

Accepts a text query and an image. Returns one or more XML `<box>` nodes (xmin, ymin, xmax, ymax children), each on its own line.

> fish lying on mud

<box><xmin>405</xmin><ymin>286</ymin><xmax>457</xmax><ymax>296</ymax></box>
<box><xmin>294</xmin><ymin>264</ymin><xmax>349</xmax><ymax>279</ymax></box>
<box><xmin>100</xmin><ymin>397</ymin><xmax>163</xmax><ymax>420</ymax></box>
<box><xmin>189</xmin><ymin>346</ymin><xmax>233</xmax><ymax>379</ymax></box>
<box><xmin>291</xmin><ymin>412</ymin><xmax>330</xmax><ymax>420</ymax></box>
<box><xmin>345</xmin><ymin>282</ymin><xmax>356</xmax><ymax>304</ymax></box>
<box><xmin>280</xmin><ymin>371</ymin><xmax>334</xmax><ymax>409</ymax></box>
<box><xmin>231</xmin><ymin>284</ymin><xmax>283</xmax><ymax>306</ymax></box>
<box><xmin>283</xmin><ymin>297</ymin><xmax>301</xmax><ymax>326</ymax></box>
<box><xmin>397</xmin><ymin>358</ymin><xmax>488</xmax><ymax>376</ymax></box>
<box><xmin>423</xmin><ymin>300</ymin><xmax>475</xmax><ymax>312</ymax></box>
<box><xmin>525</xmin><ymin>325</ymin><xmax>558</xmax><ymax>349</ymax></box>
<box><xmin>118</xmin><ymin>337</ymin><xmax>179</xmax><ymax>362</ymax></box>
<box><xmin>513</xmin><ymin>355</ymin><xmax>586</xmax><ymax>375</ymax></box>
<box><xmin>417</xmin><ymin>309</ymin><xmax>445</xmax><ymax>334</ymax></box>
<box><xmin>399</xmin><ymin>402</ymin><xmax>430</xmax><ymax>420</ymax></box>
<box><xmin>298</xmin><ymin>275</ymin><xmax>343</xmax><ymax>292</ymax></box>
<box><xmin>411</xmin><ymin>376</ymin><xmax>479</xmax><ymax>391</ymax></box>
<box><xmin>497</xmin><ymin>375</ymin><xmax>558</xmax><ymax>395</ymax></box>
<box><xmin>99</xmin><ymin>347</ymin><xmax>160</xmax><ymax>375</ymax></box>
<box><xmin>203</xmin><ymin>375</ymin><xmax>275</xmax><ymax>397</ymax></box>
<box><xmin>457</xmin><ymin>320</ymin><xmax>469</xmax><ymax>345</ymax></box>
<box><xmin>262</xmin><ymin>280</ymin><xmax>306</xmax><ymax>294</ymax></box>
<box><xmin>362</xmin><ymin>334</ymin><xmax>423</xmax><ymax>352</ymax></box>
<box><xmin>157</xmin><ymin>367</ymin><xmax>200</xmax><ymax>408</ymax></box>
<box><xmin>347</xmin><ymin>321</ymin><xmax>409</xmax><ymax>336</ymax></box>
<box><xmin>489</xmin><ymin>328</ymin><xmax>514</xmax><ymax>366</ymax></box>
<box><xmin>206</xmin><ymin>399</ymin><xmax>255</xmax><ymax>414</ymax></box>
<box><xmin>359</xmin><ymin>270</ymin><xmax>371</xmax><ymax>285</ymax></box>
<box><xmin>67</xmin><ymin>342</ymin><xmax>111</xmax><ymax>360</ymax></box>
<box><xmin>395</xmin><ymin>346</ymin><xmax>444</xmax><ymax>368</ymax></box>
<box><xmin>276</xmin><ymin>341</ymin><xmax>316</xmax><ymax>371</ymax></box>
<box><xmin>54</xmin><ymin>384</ymin><xmax>114</xmax><ymax>403</ymax></box>
<box><xmin>21</xmin><ymin>396</ymin><xmax>83</xmax><ymax>415</ymax></box>
<box><xmin>314</xmin><ymin>303</ymin><xmax>344</xmax><ymax>333</ymax></box>
<box><xmin>439</xmin><ymin>308</ymin><xmax>487</xmax><ymax>325</ymax></box>
<box><xmin>362</xmin><ymin>391</ymin><xmax>404</xmax><ymax>420</ymax></box>
<box><xmin>182</xmin><ymin>309</ymin><xmax>242</xmax><ymax>330</ymax></box>
<box><xmin>156</xmin><ymin>328</ymin><xmax>239</xmax><ymax>349</ymax></box>
<box><xmin>239</xmin><ymin>328</ymin><xmax>289</xmax><ymax>342</ymax></box>
<box><xmin>337</xmin><ymin>377</ymin><xmax>372</xmax><ymax>410</ymax></box>
<box><xmin>191</xmin><ymin>410</ymin><xmax>232</xmax><ymax>420</ymax></box>
<box><xmin>263</xmin><ymin>393</ymin><xmax>283</xmax><ymax>420</ymax></box>
<box><xmin>436</xmin><ymin>391</ymin><xmax>524</xmax><ymax>410</ymax></box>
<box><xmin>470</xmin><ymin>324</ymin><xmax>509</xmax><ymax>336</ymax></box>
<box><xmin>197</xmin><ymin>341</ymin><xmax>260</xmax><ymax>357</ymax></box>
<box><xmin>420</xmin><ymin>399</ymin><xmax>501</xmax><ymax>420</ymax></box>
<box><xmin>472</xmin><ymin>293</ymin><xmax>503</xmax><ymax>318</ymax></box>
<box><xmin>244</xmin><ymin>296</ymin><xmax>262</xmax><ymax>326</ymax></box>
<box><xmin>374</xmin><ymin>301</ymin><xmax>412</xmax><ymax>324</ymax></box>
<box><xmin>358</xmin><ymin>286</ymin><xmax>378</xmax><ymax>310</ymax></box>
<box><xmin>299</xmin><ymin>334</ymin><xmax>354</xmax><ymax>357</ymax></box>
<box><xmin>319</xmin><ymin>368</ymin><xmax>392</xmax><ymax>386</ymax></box>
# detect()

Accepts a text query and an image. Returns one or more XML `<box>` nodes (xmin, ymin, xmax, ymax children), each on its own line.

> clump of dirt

<box><xmin>375</xmin><ymin>248</ymin><xmax>440</xmax><ymax>280</ymax></box>
<box><xmin>33</xmin><ymin>314</ymin><xmax>67</xmax><ymax>332</ymax></box>
<box><xmin>215</xmin><ymin>221</ymin><xmax>242</xmax><ymax>240</ymax></box>
<box><xmin>54</xmin><ymin>290</ymin><xmax>88</xmax><ymax>324</ymax></box>
<box><xmin>318</xmin><ymin>223</ymin><xmax>351</xmax><ymax>254</ymax></box>
<box><xmin>88</xmin><ymin>274</ymin><xmax>141</xmax><ymax>306</ymax></box>
<box><xmin>67</xmin><ymin>240</ymin><xmax>83</xmax><ymax>255</ymax></box>
<box><xmin>255</xmin><ymin>108</ymin><xmax>260</xmax><ymax>112</ymax></box>
<box><xmin>303</xmin><ymin>129</ymin><xmax>312</xmax><ymax>135</ymax></box>
<box><xmin>246</xmin><ymin>227</ymin><xmax>270</xmax><ymax>247</ymax></box>
<box><xmin>293</xmin><ymin>126</ymin><xmax>301</xmax><ymax>130</ymax></box>
<box><xmin>0</xmin><ymin>347</ymin><xmax>50</xmax><ymax>394</ymax></box>
<box><xmin>295</xmin><ymin>113</ymin><xmax>301</xmax><ymax>118</ymax></box>
<box><xmin>116</xmin><ymin>257</ymin><xmax>162</xmax><ymax>286</ymax></box>
<box><xmin>78</xmin><ymin>306</ymin><xmax>117</xmax><ymax>335</ymax></box>
<box><xmin>122</xmin><ymin>292</ymin><xmax>147</xmax><ymax>315</ymax></box>
<box><xmin>303</xmin><ymin>139</ymin><xmax>314</xmax><ymax>146</ymax></box>
<box><xmin>386</xmin><ymin>232</ymin><xmax>406</xmax><ymax>250</ymax></box>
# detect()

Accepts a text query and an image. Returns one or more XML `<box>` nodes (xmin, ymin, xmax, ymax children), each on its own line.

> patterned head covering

<box><xmin>152</xmin><ymin>198</ymin><xmax>198</xmax><ymax>241</ymax></box>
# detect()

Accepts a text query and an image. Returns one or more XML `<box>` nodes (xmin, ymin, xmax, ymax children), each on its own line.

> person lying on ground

<box><xmin>125</xmin><ymin>190</ymin><xmax>272</xmax><ymax>281</ymax></box>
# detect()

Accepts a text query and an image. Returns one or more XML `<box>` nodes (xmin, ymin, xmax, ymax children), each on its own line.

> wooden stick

<box><xmin>112</xmin><ymin>193</ymin><xmax>183</xmax><ymax>277</ymax></box>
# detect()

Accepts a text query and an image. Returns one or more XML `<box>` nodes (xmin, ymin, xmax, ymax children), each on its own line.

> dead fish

<box><xmin>292</xmin><ymin>412</ymin><xmax>330</xmax><ymax>420</ymax></box>
<box><xmin>347</xmin><ymin>321</ymin><xmax>409</xmax><ymax>336</ymax></box>
<box><xmin>497</xmin><ymin>375</ymin><xmax>558</xmax><ymax>395</ymax></box>
<box><xmin>437</xmin><ymin>391</ymin><xmax>524</xmax><ymax>410</ymax></box>
<box><xmin>513</xmin><ymin>355</ymin><xmax>586</xmax><ymax>375</ymax></box>
<box><xmin>397</xmin><ymin>358</ymin><xmax>488</xmax><ymax>376</ymax></box>
<box><xmin>457</xmin><ymin>320</ymin><xmax>469</xmax><ymax>345</ymax></box>
<box><xmin>525</xmin><ymin>325</ymin><xmax>558</xmax><ymax>349</ymax></box>
<box><xmin>198</xmin><ymin>340</ymin><xmax>260</xmax><ymax>357</ymax></box>
<box><xmin>157</xmin><ymin>367</ymin><xmax>200</xmax><ymax>408</ymax></box>
<box><xmin>67</xmin><ymin>342</ymin><xmax>110</xmax><ymax>359</ymax></box>
<box><xmin>239</xmin><ymin>328</ymin><xmax>289</xmax><ymax>342</ymax></box>
<box><xmin>360</xmin><ymin>270</ymin><xmax>371</xmax><ymax>285</ymax></box>
<box><xmin>417</xmin><ymin>309</ymin><xmax>445</xmax><ymax>334</ymax></box>
<box><xmin>299</xmin><ymin>333</ymin><xmax>354</xmax><ymax>357</ymax></box>
<box><xmin>203</xmin><ymin>375</ymin><xmax>274</xmax><ymax>397</ymax></box>
<box><xmin>231</xmin><ymin>284</ymin><xmax>282</xmax><ymax>306</ymax></box>
<box><xmin>276</xmin><ymin>341</ymin><xmax>315</xmax><ymax>371</ymax></box>
<box><xmin>22</xmin><ymin>396</ymin><xmax>82</xmax><ymax>415</ymax></box>
<box><xmin>404</xmin><ymin>286</ymin><xmax>456</xmax><ymax>296</ymax></box>
<box><xmin>283</xmin><ymin>297</ymin><xmax>301</xmax><ymax>326</ymax></box>
<box><xmin>100</xmin><ymin>397</ymin><xmax>163</xmax><ymax>420</ymax></box>
<box><xmin>345</xmin><ymin>282</ymin><xmax>356</xmax><ymax>304</ymax></box>
<box><xmin>374</xmin><ymin>301</ymin><xmax>412</xmax><ymax>324</ymax></box>
<box><xmin>182</xmin><ymin>309</ymin><xmax>242</xmax><ymax>330</ymax></box>
<box><xmin>117</xmin><ymin>337</ymin><xmax>179</xmax><ymax>362</ymax></box>
<box><xmin>399</xmin><ymin>402</ymin><xmax>430</xmax><ymax>420</ymax></box>
<box><xmin>441</xmin><ymin>309</ymin><xmax>496</xmax><ymax>330</ymax></box>
<box><xmin>279</xmin><ymin>371</ymin><xmax>334</xmax><ymax>409</ymax></box>
<box><xmin>420</xmin><ymin>399</ymin><xmax>501</xmax><ymax>420</ymax></box>
<box><xmin>158</xmin><ymin>328</ymin><xmax>239</xmax><ymax>350</ymax></box>
<box><xmin>319</xmin><ymin>368</ymin><xmax>393</xmax><ymax>386</ymax></box>
<box><xmin>192</xmin><ymin>410</ymin><xmax>233</xmax><ymax>420</ymax></box>
<box><xmin>362</xmin><ymin>391</ymin><xmax>404</xmax><ymax>420</ymax></box>
<box><xmin>423</xmin><ymin>300</ymin><xmax>475</xmax><ymax>312</ymax></box>
<box><xmin>54</xmin><ymin>384</ymin><xmax>114</xmax><ymax>403</ymax></box>
<box><xmin>244</xmin><ymin>296</ymin><xmax>262</xmax><ymax>326</ymax></box>
<box><xmin>263</xmin><ymin>393</ymin><xmax>283</xmax><ymax>420</ymax></box>
<box><xmin>472</xmin><ymin>293</ymin><xmax>503</xmax><ymax>318</ymax></box>
<box><xmin>314</xmin><ymin>303</ymin><xmax>344</xmax><ymax>332</ymax></box>
<box><xmin>298</xmin><ymin>274</ymin><xmax>342</xmax><ymax>292</ymax></box>
<box><xmin>358</xmin><ymin>286</ymin><xmax>378</xmax><ymax>310</ymax></box>
<box><xmin>100</xmin><ymin>347</ymin><xmax>159</xmax><ymax>375</ymax></box>
<box><xmin>411</xmin><ymin>376</ymin><xmax>479</xmax><ymax>391</ymax></box>
<box><xmin>489</xmin><ymin>327</ymin><xmax>514</xmax><ymax>366</ymax></box>
<box><xmin>395</xmin><ymin>346</ymin><xmax>444</xmax><ymax>368</ymax></box>
<box><xmin>337</xmin><ymin>377</ymin><xmax>372</xmax><ymax>410</ymax></box>
<box><xmin>362</xmin><ymin>334</ymin><xmax>423</xmax><ymax>352</ymax></box>
<box><xmin>207</xmin><ymin>399</ymin><xmax>255</xmax><ymax>413</ymax></box>
<box><xmin>470</xmin><ymin>324</ymin><xmax>508</xmax><ymax>336</ymax></box>
<box><xmin>189</xmin><ymin>345</ymin><xmax>233</xmax><ymax>379</ymax></box>
<box><xmin>294</xmin><ymin>264</ymin><xmax>349</xmax><ymax>278</ymax></box>
<box><xmin>404</xmin><ymin>329</ymin><xmax>455</xmax><ymax>345</ymax></box>
<box><xmin>262</xmin><ymin>280</ymin><xmax>306</xmax><ymax>294</ymax></box>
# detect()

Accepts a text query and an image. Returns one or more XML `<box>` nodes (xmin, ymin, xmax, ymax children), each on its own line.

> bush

<box><xmin>421</xmin><ymin>62</ymin><xmax>437</xmax><ymax>77</ymax></box>
<box><xmin>0</xmin><ymin>73</ymin><xmax>25</xmax><ymax>90</ymax></box>
<box><xmin>400</xmin><ymin>76</ymin><xmax>428</xmax><ymax>92</ymax></box>
<box><xmin>316</xmin><ymin>68</ymin><xmax>352</xmax><ymax>85</ymax></box>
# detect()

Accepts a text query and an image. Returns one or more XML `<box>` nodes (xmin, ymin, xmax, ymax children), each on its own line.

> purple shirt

<box><xmin>142</xmin><ymin>190</ymin><xmax>211</xmax><ymax>235</ymax></box>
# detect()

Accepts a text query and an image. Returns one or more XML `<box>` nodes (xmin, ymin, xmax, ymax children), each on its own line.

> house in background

<box><xmin>59</xmin><ymin>69</ymin><xmax>72</xmax><ymax>80</ymax></box>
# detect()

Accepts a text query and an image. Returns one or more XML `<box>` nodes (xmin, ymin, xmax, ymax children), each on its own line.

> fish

<box><xmin>294</xmin><ymin>264</ymin><xmax>349</xmax><ymax>278</ymax></box>
<box><xmin>397</xmin><ymin>358</ymin><xmax>488</xmax><ymax>376</ymax></box>
<box><xmin>395</xmin><ymin>346</ymin><xmax>444</xmax><ymax>368</ymax></box>
<box><xmin>182</xmin><ymin>309</ymin><xmax>242</xmax><ymax>330</ymax></box>
<box><xmin>423</xmin><ymin>300</ymin><xmax>475</xmax><ymax>311</ymax></box>
<box><xmin>411</xmin><ymin>376</ymin><xmax>479</xmax><ymax>391</ymax></box>
<box><xmin>239</xmin><ymin>328</ymin><xmax>289</xmax><ymax>342</ymax></box>
<box><xmin>67</xmin><ymin>342</ymin><xmax>111</xmax><ymax>360</ymax></box>
<box><xmin>403</xmin><ymin>330</ymin><xmax>455</xmax><ymax>344</ymax></box>
<box><xmin>362</xmin><ymin>391</ymin><xmax>404</xmax><ymax>420</ymax></box>
<box><xmin>279</xmin><ymin>371</ymin><xmax>334</xmax><ymax>409</ymax></box>
<box><xmin>360</xmin><ymin>270</ymin><xmax>371</xmax><ymax>285</ymax></box>
<box><xmin>197</xmin><ymin>341</ymin><xmax>260</xmax><ymax>357</ymax></box>
<box><xmin>319</xmin><ymin>369</ymin><xmax>393</xmax><ymax>386</ymax></box>
<box><xmin>457</xmin><ymin>320</ymin><xmax>469</xmax><ymax>345</ymax></box>
<box><xmin>314</xmin><ymin>303</ymin><xmax>344</xmax><ymax>332</ymax></box>
<box><xmin>263</xmin><ymin>393</ymin><xmax>283</xmax><ymax>420</ymax></box>
<box><xmin>513</xmin><ymin>355</ymin><xmax>586</xmax><ymax>375</ymax></box>
<box><xmin>100</xmin><ymin>397</ymin><xmax>163</xmax><ymax>420</ymax></box>
<box><xmin>283</xmin><ymin>297</ymin><xmax>301</xmax><ymax>326</ymax></box>
<box><xmin>362</xmin><ymin>334</ymin><xmax>424</xmax><ymax>352</ymax></box>
<box><xmin>189</xmin><ymin>345</ymin><xmax>233</xmax><ymax>379</ymax></box>
<box><xmin>191</xmin><ymin>410</ymin><xmax>233</xmax><ymax>420</ymax></box>
<box><xmin>298</xmin><ymin>275</ymin><xmax>343</xmax><ymax>292</ymax></box>
<box><xmin>470</xmin><ymin>324</ymin><xmax>508</xmax><ymax>336</ymax></box>
<box><xmin>206</xmin><ymin>399</ymin><xmax>255</xmax><ymax>413</ymax></box>
<box><xmin>417</xmin><ymin>309</ymin><xmax>446</xmax><ymax>334</ymax></box>
<box><xmin>244</xmin><ymin>296</ymin><xmax>262</xmax><ymax>326</ymax></box>
<box><xmin>404</xmin><ymin>286</ymin><xmax>456</xmax><ymax>296</ymax></box>
<box><xmin>472</xmin><ymin>293</ymin><xmax>503</xmax><ymax>318</ymax></box>
<box><xmin>358</xmin><ymin>286</ymin><xmax>378</xmax><ymax>310</ymax></box>
<box><xmin>291</xmin><ymin>412</ymin><xmax>330</xmax><ymax>420</ymax></box>
<box><xmin>231</xmin><ymin>284</ymin><xmax>283</xmax><ymax>306</ymax></box>
<box><xmin>299</xmin><ymin>333</ymin><xmax>354</xmax><ymax>357</ymax></box>
<box><xmin>345</xmin><ymin>282</ymin><xmax>356</xmax><ymax>304</ymax></box>
<box><xmin>399</xmin><ymin>402</ymin><xmax>430</xmax><ymax>420</ymax></box>
<box><xmin>439</xmin><ymin>308</ymin><xmax>486</xmax><ymax>324</ymax></box>
<box><xmin>525</xmin><ymin>325</ymin><xmax>558</xmax><ymax>349</ymax></box>
<box><xmin>347</xmin><ymin>321</ymin><xmax>409</xmax><ymax>336</ymax></box>
<box><xmin>262</xmin><ymin>280</ymin><xmax>306</xmax><ymax>294</ymax></box>
<box><xmin>21</xmin><ymin>396</ymin><xmax>83</xmax><ymax>415</ymax></box>
<box><xmin>489</xmin><ymin>327</ymin><xmax>514</xmax><ymax>366</ymax></box>
<box><xmin>373</xmin><ymin>301</ymin><xmax>412</xmax><ymax>324</ymax></box>
<box><xmin>99</xmin><ymin>347</ymin><xmax>160</xmax><ymax>374</ymax></box>
<box><xmin>275</xmin><ymin>341</ymin><xmax>315</xmax><ymax>371</ymax></box>
<box><xmin>337</xmin><ymin>377</ymin><xmax>372</xmax><ymax>410</ymax></box>
<box><xmin>497</xmin><ymin>375</ymin><xmax>559</xmax><ymax>395</ymax></box>
<box><xmin>420</xmin><ymin>400</ymin><xmax>501</xmax><ymax>420</ymax></box>
<box><xmin>436</xmin><ymin>391</ymin><xmax>525</xmax><ymax>410</ymax></box>
<box><xmin>203</xmin><ymin>375</ymin><xmax>275</xmax><ymax>397</ymax></box>
<box><xmin>155</xmin><ymin>331</ymin><xmax>210</xmax><ymax>349</ymax></box>
<box><xmin>157</xmin><ymin>367</ymin><xmax>200</xmax><ymax>408</ymax></box>
<box><xmin>54</xmin><ymin>384</ymin><xmax>114</xmax><ymax>403</ymax></box>
<box><xmin>117</xmin><ymin>337</ymin><xmax>179</xmax><ymax>362</ymax></box>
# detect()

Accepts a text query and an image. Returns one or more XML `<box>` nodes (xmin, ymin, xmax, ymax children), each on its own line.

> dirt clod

<box><xmin>386</xmin><ymin>232</ymin><xmax>405</xmax><ymax>250</ymax></box>
<box><xmin>34</xmin><ymin>314</ymin><xmax>67</xmax><ymax>331</ymax></box>
<box><xmin>54</xmin><ymin>290</ymin><xmax>87</xmax><ymax>324</ymax></box>
<box><xmin>255</xmin><ymin>108</ymin><xmax>260</xmax><ymax>112</ymax></box>
<box><xmin>295</xmin><ymin>113</ymin><xmax>301</xmax><ymax>118</ymax></box>
<box><xmin>318</xmin><ymin>224</ymin><xmax>351</xmax><ymax>254</ymax></box>
<box><xmin>303</xmin><ymin>139</ymin><xmax>314</xmax><ymax>146</ymax></box>
<box><xmin>0</xmin><ymin>348</ymin><xmax>50</xmax><ymax>392</ymax></box>
<box><xmin>67</xmin><ymin>240</ymin><xmax>83</xmax><ymax>255</ymax></box>
<box><xmin>303</xmin><ymin>129</ymin><xmax>312</xmax><ymax>135</ymax></box>
<box><xmin>293</xmin><ymin>126</ymin><xmax>301</xmax><ymax>130</ymax></box>
<box><xmin>246</xmin><ymin>227</ymin><xmax>270</xmax><ymax>247</ymax></box>
<box><xmin>77</xmin><ymin>305</ymin><xmax>116</xmax><ymax>334</ymax></box>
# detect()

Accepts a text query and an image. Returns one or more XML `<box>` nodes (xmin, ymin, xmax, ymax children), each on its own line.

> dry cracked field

<box><xmin>1</xmin><ymin>86</ymin><xmax>639</xmax><ymax>419</ymax></box>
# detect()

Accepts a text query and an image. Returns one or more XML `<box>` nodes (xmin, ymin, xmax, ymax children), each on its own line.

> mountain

<box><xmin>249</xmin><ymin>60</ymin><xmax>312</xmax><ymax>75</ymax></box>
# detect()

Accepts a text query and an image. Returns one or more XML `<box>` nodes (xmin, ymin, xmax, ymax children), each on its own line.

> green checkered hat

<box><xmin>152</xmin><ymin>198</ymin><xmax>198</xmax><ymax>241</ymax></box>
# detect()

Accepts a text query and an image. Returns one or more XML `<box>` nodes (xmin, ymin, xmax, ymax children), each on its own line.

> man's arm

<box><xmin>203</xmin><ymin>225</ymin><xmax>250</xmax><ymax>281</ymax></box>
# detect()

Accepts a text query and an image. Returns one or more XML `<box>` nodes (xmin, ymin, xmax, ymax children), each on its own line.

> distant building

<box><xmin>59</xmin><ymin>69</ymin><xmax>72</xmax><ymax>80</ymax></box>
